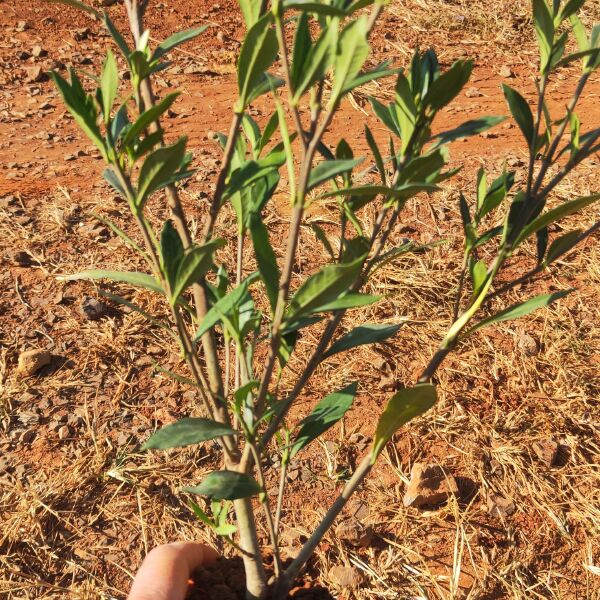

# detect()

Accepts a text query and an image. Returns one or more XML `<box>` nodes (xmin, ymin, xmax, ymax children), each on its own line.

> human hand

<box><xmin>127</xmin><ymin>542</ymin><xmax>218</xmax><ymax>600</ymax></box>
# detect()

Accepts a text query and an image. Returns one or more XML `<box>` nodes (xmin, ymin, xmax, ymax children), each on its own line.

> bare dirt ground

<box><xmin>1</xmin><ymin>0</ymin><xmax>599</xmax><ymax>598</ymax></box>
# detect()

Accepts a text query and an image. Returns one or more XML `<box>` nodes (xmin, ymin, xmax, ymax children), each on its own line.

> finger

<box><xmin>127</xmin><ymin>542</ymin><xmax>218</xmax><ymax>600</ymax></box>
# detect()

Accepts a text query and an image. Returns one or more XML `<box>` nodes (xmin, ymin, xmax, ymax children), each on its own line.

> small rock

<box><xmin>499</xmin><ymin>65</ymin><xmax>513</xmax><ymax>78</ymax></box>
<box><xmin>532</xmin><ymin>439</ymin><xmax>559</xmax><ymax>467</ymax></box>
<box><xmin>26</xmin><ymin>66</ymin><xmax>46</xmax><ymax>83</ymax></box>
<box><xmin>465</xmin><ymin>87</ymin><xmax>482</xmax><ymax>98</ymax></box>
<box><xmin>517</xmin><ymin>333</ymin><xmax>538</xmax><ymax>356</ymax></box>
<box><xmin>335</xmin><ymin>517</ymin><xmax>373</xmax><ymax>547</ymax></box>
<box><xmin>72</xmin><ymin>28</ymin><xmax>90</xmax><ymax>41</ymax></box>
<box><xmin>347</xmin><ymin>499</ymin><xmax>370</xmax><ymax>521</ymax></box>
<box><xmin>81</xmin><ymin>297</ymin><xmax>108</xmax><ymax>320</ymax></box>
<box><xmin>16</xmin><ymin>349</ymin><xmax>51</xmax><ymax>377</ymax></box>
<box><xmin>64</xmin><ymin>153</ymin><xmax>76</xmax><ymax>162</ymax></box>
<box><xmin>328</xmin><ymin>565</ymin><xmax>362</xmax><ymax>588</ymax></box>
<box><xmin>16</xmin><ymin>20</ymin><xmax>29</xmax><ymax>32</ymax></box>
<box><xmin>486</xmin><ymin>491</ymin><xmax>516</xmax><ymax>517</ymax></box>
<box><xmin>480</xmin><ymin>131</ymin><xmax>497</xmax><ymax>139</ymax></box>
<box><xmin>19</xmin><ymin>429</ymin><xmax>36</xmax><ymax>444</ymax></box>
<box><xmin>17</xmin><ymin>50</ymin><xmax>31</xmax><ymax>60</ymax></box>
<box><xmin>31</xmin><ymin>45</ymin><xmax>46</xmax><ymax>58</ymax></box>
<box><xmin>58</xmin><ymin>425</ymin><xmax>70</xmax><ymax>440</ymax></box>
<box><xmin>403</xmin><ymin>462</ymin><xmax>458</xmax><ymax>508</ymax></box>
<box><xmin>9</xmin><ymin>250</ymin><xmax>33</xmax><ymax>267</ymax></box>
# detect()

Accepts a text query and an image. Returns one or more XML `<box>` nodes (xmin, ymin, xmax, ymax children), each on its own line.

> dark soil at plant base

<box><xmin>186</xmin><ymin>557</ymin><xmax>334</xmax><ymax>600</ymax></box>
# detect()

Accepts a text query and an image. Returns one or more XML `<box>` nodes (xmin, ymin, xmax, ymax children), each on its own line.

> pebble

<box><xmin>532</xmin><ymin>439</ymin><xmax>559</xmax><ymax>467</ymax></box>
<box><xmin>31</xmin><ymin>45</ymin><xmax>46</xmax><ymax>58</ymax></box>
<box><xmin>403</xmin><ymin>462</ymin><xmax>458</xmax><ymax>508</ymax></box>
<box><xmin>81</xmin><ymin>297</ymin><xmax>108</xmax><ymax>320</ymax></box>
<box><xmin>465</xmin><ymin>87</ymin><xmax>483</xmax><ymax>98</ymax></box>
<box><xmin>26</xmin><ymin>66</ymin><xmax>45</xmax><ymax>83</ymax></box>
<box><xmin>487</xmin><ymin>491</ymin><xmax>516</xmax><ymax>517</ymax></box>
<box><xmin>328</xmin><ymin>565</ymin><xmax>362</xmax><ymax>588</ymax></box>
<box><xmin>58</xmin><ymin>425</ymin><xmax>70</xmax><ymax>440</ymax></box>
<box><xmin>499</xmin><ymin>65</ymin><xmax>513</xmax><ymax>78</ymax></box>
<box><xmin>335</xmin><ymin>517</ymin><xmax>373</xmax><ymax>547</ymax></box>
<box><xmin>517</xmin><ymin>333</ymin><xmax>538</xmax><ymax>356</ymax></box>
<box><xmin>16</xmin><ymin>349</ymin><xmax>51</xmax><ymax>377</ymax></box>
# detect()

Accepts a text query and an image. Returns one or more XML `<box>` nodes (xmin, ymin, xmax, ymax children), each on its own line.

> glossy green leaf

<box><xmin>466</xmin><ymin>290</ymin><xmax>573</xmax><ymax>336</ymax></box>
<box><xmin>308</xmin><ymin>292</ymin><xmax>381</xmax><ymax>313</ymax></box>
<box><xmin>290</xmin><ymin>383</ymin><xmax>357</xmax><ymax>458</ymax></box>
<box><xmin>172</xmin><ymin>239</ymin><xmax>226</xmax><ymax>304</ymax></box>
<box><xmin>160</xmin><ymin>221</ymin><xmax>184</xmax><ymax>290</ymax></box>
<box><xmin>330</xmin><ymin>16</ymin><xmax>369</xmax><ymax>104</ymax></box>
<box><xmin>479</xmin><ymin>170</ymin><xmax>515</xmax><ymax>219</ymax></box>
<box><xmin>184</xmin><ymin>471</ymin><xmax>260</xmax><ymax>500</ymax></box>
<box><xmin>310</xmin><ymin>223</ymin><xmax>336</xmax><ymax>260</ymax></box>
<box><xmin>470</xmin><ymin>259</ymin><xmax>488</xmax><ymax>295</ymax></box>
<box><xmin>293</xmin><ymin>27</ymin><xmax>333</xmax><ymax>102</ymax></box>
<box><xmin>194</xmin><ymin>273</ymin><xmax>259</xmax><ymax>340</ymax></box>
<box><xmin>533</xmin><ymin>0</ymin><xmax>555</xmax><ymax>71</ymax></box>
<box><xmin>283</xmin><ymin>0</ymin><xmax>347</xmax><ymax>16</ymax></box>
<box><xmin>100</xmin><ymin>49</ymin><xmax>118</xmax><ymax>123</ymax></box>
<box><xmin>237</xmin><ymin>0</ymin><xmax>262</xmax><ymax>28</ymax></box>
<box><xmin>514</xmin><ymin>193</ymin><xmax>600</xmax><ymax>247</ymax></box>
<box><xmin>372</xmin><ymin>384</ymin><xmax>437</xmax><ymax>457</ymax></box>
<box><xmin>308</xmin><ymin>158</ymin><xmax>363</xmax><ymax>190</ymax></box>
<box><xmin>50</xmin><ymin>69</ymin><xmax>107</xmax><ymax>160</ymax></box>
<box><xmin>236</xmin><ymin>14</ymin><xmax>278</xmax><ymax>111</ymax></box>
<box><xmin>502</xmin><ymin>84</ymin><xmax>534</xmax><ymax>146</ymax></box>
<box><xmin>286</xmin><ymin>258</ymin><xmax>363</xmax><ymax>320</ymax></box>
<box><xmin>142</xmin><ymin>417</ymin><xmax>236</xmax><ymax>450</ymax></box>
<box><xmin>60</xmin><ymin>269</ymin><xmax>163</xmax><ymax>294</ymax></box>
<box><xmin>152</xmin><ymin>26</ymin><xmax>209</xmax><ymax>61</ymax></box>
<box><xmin>103</xmin><ymin>167</ymin><xmax>128</xmax><ymax>198</ymax></box>
<box><xmin>544</xmin><ymin>229</ymin><xmax>582</xmax><ymax>265</ymax></box>
<box><xmin>369</xmin><ymin>96</ymin><xmax>401</xmax><ymax>137</ymax></box>
<box><xmin>137</xmin><ymin>137</ymin><xmax>188</xmax><ymax>206</ymax></box>
<box><xmin>249</xmin><ymin>212</ymin><xmax>280</xmax><ymax>312</ymax></box>
<box><xmin>425</xmin><ymin>60</ymin><xmax>472</xmax><ymax>110</ymax></box>
<box><xmin>364</xmin><ymin>124</ymin><xmax>386</xmax><ymax>185</ymax></box>
<box><xmin>121</xmin><ymin>93</ymin><xmax>179</xmax><ymax>149</ymax></box>
<box><xmin>103</xmin><ymin>12</ymin><xmax>130</xmax><ymax>59</ymax></box>
<box><xmin>321</xmin><ymin>323</ymin><xmax>402</xmax><ymax>361</ymax></box>
<box><xmin>432</xmin><ymin>117</ymin><xmax>506</xmax><ymax>146</ymax></box>
<box><xmin>342</xmin><ymin>62</ymin><xmax>398</xmax><ymax>94</ymax></box>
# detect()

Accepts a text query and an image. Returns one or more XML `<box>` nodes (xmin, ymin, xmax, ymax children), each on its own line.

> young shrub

<box><xmin>48</xmin><ymin>0</ymin><xmax>599</xmax><ymax>597</ymax></box>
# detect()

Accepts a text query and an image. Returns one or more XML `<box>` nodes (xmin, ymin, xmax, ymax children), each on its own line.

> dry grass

<box><xmin>1</xmin><ymin>1</ymin><xmax>600</xmax><ymax>599</ymax></box>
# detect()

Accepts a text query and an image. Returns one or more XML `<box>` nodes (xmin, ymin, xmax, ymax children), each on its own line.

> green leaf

<box><xmin>237</xmin><ymin>0</ymin><xmax>262</xmax><ymax>28</ymax></box>
<box><xmin>431</xmin><ymin>117</ymin><xmax>506</xmax><ymax>146</ymax></box>
<box><xmin>308</xmin><ymin>158</ymin><xmax>363</xmax><ymax>190</ymax></box>
<box><xmin>502</xmin><ymin>84</ymin><xmax>534</xmax><ymax>147</ymax></box>
<box><xmin>514</xmin><ymin>193</ymin><xmax>600</xmax><ymax>247</ymax></box>
<box><xmin>533</xmin><ymin>0</ymin><xmax>555</xmax><ymax>71</ymax></box>
<box><xmin>291</xmin><ymin>12</ymin><xmax>311</xmax><ymax>90</ymax></box>
<box><xmin>137</xmin><ymin>137</ymin><xmax>188</xmax><ymax>206</ymax></box>
<box><xmin>50</xmin><ymin>69</ymin><xmax>107</xmax><ymax>160</ymax></box>
<box><xmin>479</xmin><ymin>170</ymin><xmax>515</xmax><ymax>219</ymax></box>
<box><xmin>224</xmin><ymin>153</ymin><xmax>285</xmax><ymax>200</ymax></box>
<box><xmin>321</xmin><ymin>323</ymin><xmax>403</xmax><ymax>362</ymax></box>
<box><xmin>152</xmin><ymin>26</ymin><xmax>209</xmax><ymax>61</ymax></box>
<box><xmin>286</xmin><ymin>257</ymin><xmax>363</xmax><ymax>321</ymax></box>
<box><xmin>364</xmin><ymin>124</ymin><xmax>386</xmax><ymax>185</ymax></box>
<box><xmin>121</xmin><ymin>92</ymin><xmax>179</xmax><ymax>149</ymax></box>
<box><xmin>557</xmin><ymin>0</ymin><xmax>584</xmax><ymax>24</ymax></box>
<box><xmin>194</xmin><ymin>273</ymin><xmax>259</xmax><ymax>341</ymax></box>
<box><xmin>544</xmin><ymin>229</ymin><xmax>582</xmax><ymax>265</ymax></box>
<box><xmin>60</xmin><ymin>269</ymin><xmax>163</xmax><ymax>294</ymax></box>
<box><xmin>142</xmin><ymin>417</ymin><xmax>236</xmax><ymax>450</ymax></box>
<box><xmin>293</xmin><ymin>27</ymin><xmax>334</xmax><ymax>102</ymax></box>
<box><xmin>160</xmin><ymin>221</ymin><xmax>184</xmax><ymax>290</ymax></box>
<box><xmin>425</xmin><ymin>60</ymin><xmax>473</xmax><ymax>110</ymax></box>
<box><xmin>372</xmin><ymin>384</ymin><xmax>437</xmax><ymax>457</ymax></box>
<box><xmin>283</xmin><ymin>0</ymin><xmax>347</xmax><ymax>16</ymax></box>
<box><xmin>103</xmin><ymin>12</ymin><xmax>130</xmax><ymax>59</ymax></box>
<box><xmin>330</xmin><ymin>16</ymin><xmax>370</xmax><ymax>104</ymax></box>
<box><xmin>342</xmin><ymin>62</ymin><xmax>398</xmax><ymax>94</ymax></box>
<box><xmin>470</xmin><ymin>259</ymin><xmax>488</xmax><ymax>295</ymax></box>
<box><xmin>466</xmin><ymin>290</ymin><xmax>573</xmax><ymax>336</ymax></box>
<box><xmin>100</xmin><ymin>49</ymin><xmax>118</xmax><ymax>123</ymax></box>
<box><xmin>249</xmin><ymin>213</ymin><xmax>280</xmax><ymax>313</ymax></box>
<box><xmin>290</xmin><ymin>382</ymin><xmax>357</xmax><ymax>458</ymax></box>
<box><xmin>45</xmin><ymin>0</ymin><xmax>100</xmax><ymax>17</ymax></box>
<box><xmin>369</xmin><ymin>97</ymin><xmax>401</xmax><ymax>137</ymax></box>
<box><xmin>236</xmin><ymin>13</ymin><xmax>278</xmax><ymax>111</ymax></box>
<box><xmin>172</xmin><ymin>239</ymin><xmax>226</xmax><ymax>304</ymax></box>
<box><xmin>310</xmin><ymin>223</ymin><xmax>336</xmax><ymax>260</ymax></box>
<box><xmin>103</xmin><ymin>167</ymin><xmax>128</xmax><ymax>199</ymax></box>
<box><xmin>184</xmin><ymin>471</ymin><xmax>261</xmax><ymax>500</ymax></box>
<box><xmin>319</xmin><ymin>183</ymin><xmax>439</xmax><ymax>200</ymax></box>
<box><xmin>310</xmin><ymin>293</ymin><xmax>381</xmax><ymax>313</ymax></box>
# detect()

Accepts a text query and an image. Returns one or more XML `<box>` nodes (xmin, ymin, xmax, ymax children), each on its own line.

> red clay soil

<box><xmin>1</xmin><ymin>1</ymin><xmax>599</xmax><ymax>599</ymax></box>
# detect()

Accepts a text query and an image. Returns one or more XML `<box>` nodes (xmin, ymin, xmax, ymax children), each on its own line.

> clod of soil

<box><xmin>187</xmin><ymin>557</ymin><xmax>334</xmax><ymax>600</ymax></box>
<box><xmin>532</xmin><ymin>439</ymin><xmax>559</xmax><ymax>467</ymax></box>
<box><xmin>403</xmin><ymin>462</ymin><xmax>458</xmax><ymax>507</ymax></box>
<box><xmin>16</xmin><ymin>348</ymin><xmax>51</xmax><ymax>377</ymax></box>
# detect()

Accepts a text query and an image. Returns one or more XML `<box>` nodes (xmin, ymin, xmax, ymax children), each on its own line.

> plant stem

<box><xmin>232</xmin><ymin>497</ymin><xmax>268</xmax><ymax>599</ymax></box>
